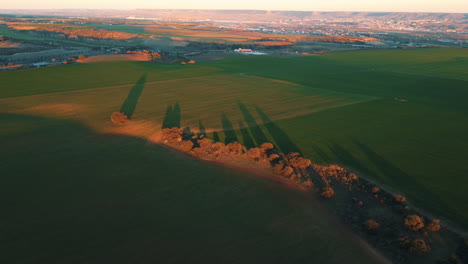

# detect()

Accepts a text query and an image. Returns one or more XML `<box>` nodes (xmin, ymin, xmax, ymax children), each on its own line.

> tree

<box><xmin>320</xmin><ymin>187</ymin><xmax>335</xmax><ymax>199</ymax></box>
<box><xmin>247</xmin><ymin>148</ymin><xmax>261</xmax><ymax>160</ymax></box>
<box><xmin>426</xmin><ymin>219</ymin><xmax>441</xmax><ymax>232</ymax></box>
<box><xmin>410</xmin><ymin>239</ymin><xmax>431</xmax><ymax>254</ymax></box>
<box><xmin>394</xmin><ymin>194</ymin><xmax>407</xmax><ymax>203</ymax></box>
<box><xmin>404</xmin><ymin>215</ymin><xmax>425</xmax><ymax>231</ymax></box>
<box><xmin>110</xmin><ymin>112</ymin><xmax>128</xmax><ymax>125</ymax></box>
<box><xmin>363</xmin><ymin>219</ymin><xmax>380</xmax><ymax>231</ymax></box>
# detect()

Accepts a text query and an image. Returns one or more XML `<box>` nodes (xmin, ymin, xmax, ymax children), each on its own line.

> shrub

<box><xmin>426</xmin><ymin>219</ymin><xmax>441</xmax><ymax>232</ymax></box>
<box><xmin>110</xmin><ymin>112</ymin><xmax>128</xmax><ymax>125</ymax></box>
<box><xmin>394</xmin><ymin>194</ymin><xmax>407</xmax><ymax>203</ymax></box>
<box><xmin>260</xmin><ymin>142</ymin><xmax>274</xmax><ymax>151</ymax></box>
<box><xmin>399</xmin><ymin>237</ymin><xmax>411</xmax><ymax>248</ymax></box>
<box><xmin>268</xmin><ymin>154</ymin><xmax>280</xmax><ymax>161</ymax></box>
<box><xmin>320</xmin><ymin>187</ymin><xmax>335</xmax><ymax>199</ymax></box>
<box><xmin>197</xmin><ymin>138</ymin><xmax>213</xmax><ymax>149</ymax></box>
<box><xmin>410</xmin><ymin>239</ymin><xmax>431</xmax><ymax>254</ymax></box>
<box><xmin>282</xmin><ymin>166</ymin><xmax>295</xmax><ymax>178</ymax></box>
<box><xmin>364</xmin><ymin>219</ymin><xmax>380</xmax><ymax>230</ymax></box>
<box><xmin>292</xmin><ymin>157</ymin><xmax>312</xmax><ymax>170</ymax></box>
<box><xmin>226</xmin><ymin>142</ymin><xmax>244</xmax><ymax>155</ymax></box>
<box><xmin>162</xmin><ymin>128</ymin><xmax>183</xmax><ymax>143</ymax></box>
<box><xmin>348</xmin><ymin>173</ymin><xmax>359</xmax><ymax>181</ymax></box>
<box><xmin>404</xmin><ymin>215</ymin><xmax>425</xmax><ymax>231</ymax></box>
<box><xmin>247</xmin><ymin>148</ymin><xmax>262</xmax><ymax>159</ymax></box>
<box><xmin>273</xmin><ymin>162</ymin><xmax>285</xmax><ymax>174</ymax></box>
<box><xmin>303</xmin><ymin>179</ymin><xmax>314</xmax><ymax>188</ymax></box>
<box><xmin>179</xmin><ymin>140</ymin><xmax>194</xmax><ymax>152</ymax></box>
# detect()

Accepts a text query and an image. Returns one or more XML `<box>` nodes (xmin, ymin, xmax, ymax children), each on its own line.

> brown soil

<box><xmin>14</xmin><ymin>103</ymin><xmax>84</xmax><ymax>116</ymax></box>
<box><xmin>79</xmin><ymin>54</ymin><xmax>152</xmax><ymax>63</ymax></box>
<box><xmin>0</xmin><ymin>37</ymin><xmax>22</xmax><ymax>47</ymax></box>
<box><xmin>5</xmin><ymin>23</ymin><xmax>138</xmax><ymax>40</ymax></box>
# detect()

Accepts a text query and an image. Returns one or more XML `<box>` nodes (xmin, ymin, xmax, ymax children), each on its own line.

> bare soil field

<box><xmin>0</xmin><ymin>73</ymin><xmax>375</xmax><ymax>137</ymax></box>
<box><xmin>79</xmin><ymin>54</ymin><xmax>152</xmax><ymax>63</ymax></box>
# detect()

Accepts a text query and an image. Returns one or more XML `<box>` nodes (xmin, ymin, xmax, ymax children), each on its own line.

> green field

<box><xmin>1</xmin><ymin>47</ymin><xmax>467</xmax><ymax>262</ymax></box>
<box><xmin>1</xmin><ymin>113</ymin><xmax>386</xmax><ymax>264</ymax></box>
<box><xmin>208</xmin><ymin>49</ymin><xmax>468</xmax><ymax>229</ymax></box>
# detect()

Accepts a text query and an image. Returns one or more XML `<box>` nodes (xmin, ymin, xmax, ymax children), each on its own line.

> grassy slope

<box><xmin>208</xmin><ymin>48</ymin><xmax>468</xmax><ymax>228</ymax></box>
<box><xmin>0</xmin><ymin>113</ymin><xmax>383</xmax><ymax>264</ymax></box>
<box><xmin>0</xmin><ymin>47</ymin><xmax>467</xmax><ymax>254</ymax></box>
<box><xmin>0</xmin><ymin>62</ymin><xmax>224</xmax><ymax>98</ymax></box>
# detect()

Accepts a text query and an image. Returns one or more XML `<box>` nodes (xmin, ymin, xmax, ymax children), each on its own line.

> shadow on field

<box><xmin>182</xmin><ymin>127</ymin><xmax>195</xmax><ymax>140</ymax></box>
<box><xmin>310</xmin><ymin>145</ymin><xmax>332</xmax><ymax>163</ymax></box>
<box><xmin>352</xmin><ymin>140</ymin><xmax>409</xmax><ymax>182</ymax></box>
<box><xmin>198</xmin><ymin>120</ymin><xmax>206</xmax><ymax>138</ymax></box>
<box><xmin>255</xmin><ymin>106</ymin><xmax>301</xmax><ymax>154</ymax></box>
<box><xmin>221</xmin><ymin>113</ymin><xmax>238</xmax><ymax>144</ymax></box>
<box><xmin>212</xmin><ymin>131</ymin><xmax>221</xmax><ymax>142</ymax></box>
<box><xmin>238</xmin><ymin>120</ymin><xmax>255</xmax><ymax>149</ymax></box>
<box><xmin>162</xmin><ymin>102</ymin><xmax>181</xmax><ymax>129</ymax></box>
<box><xmin>238</xmin><ymin>101</ymin><xmax>268</xmax><ymax>145</ymax></box>
<box><xmin>0</xmin><ymin>113</ymin><xmax>386</xmax><ymax>264</ymax></box>
<box><xmin>327</xmin><ymin>142</ymin><xmax>371</xmax><ymax>175</ymax></box>
<box><xmin>325</xmin><ymin>139</ymin><xmax>461</xmax><ymax>224</ymax></box>
<box><xmin>120</xmin><ymin>73</ymin><xmax>147</xmax><ymax>119</ymax></box>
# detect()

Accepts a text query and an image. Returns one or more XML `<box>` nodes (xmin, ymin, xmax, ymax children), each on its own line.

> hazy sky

<box><xmin>2</xmin><ymin>0</ymin><xmax>467</xmax><ymax>13</ymax></box>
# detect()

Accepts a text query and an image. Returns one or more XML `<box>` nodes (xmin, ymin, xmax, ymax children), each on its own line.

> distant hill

<box><xmin>0</xmin><ymin>9</ymin><xmax>466</xmax><ymax>22</ymax></box>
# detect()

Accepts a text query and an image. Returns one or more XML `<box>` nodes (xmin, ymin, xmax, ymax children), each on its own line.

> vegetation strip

<box><xmin>152</xmin><ymin>125</ymin><xmax>468</xmax><ymax>264</ymax></box>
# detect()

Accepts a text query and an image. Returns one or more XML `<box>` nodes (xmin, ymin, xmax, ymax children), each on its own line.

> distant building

<box><xmin>234</xmin><ymin>48</ymin><xmax>253</xmax><ymax>53</ymax></box>
<box><xmin>32</xmin><ymin>62</ymin><xmax>51</xmax><ymax>68</ymax></box>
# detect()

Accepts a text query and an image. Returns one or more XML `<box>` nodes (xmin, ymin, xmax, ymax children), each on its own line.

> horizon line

<box><xmin>0</xmin><ymin>8</ymin><xmax>467</xmax><ymax>15</ymax></box>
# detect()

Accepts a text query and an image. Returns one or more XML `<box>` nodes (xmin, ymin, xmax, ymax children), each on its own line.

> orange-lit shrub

<box><xmin>320</xmin><ymin>187</ymin><xmax>335</xmax><ymax>199</ymax></box>
<box><xmin>110</xmin><ymin>112</ymin><xmax>128</xmax><ymax>125</ymax></box>
<box><xmin>364</xmin><ymin>219</ymin><xmax>380</xmax><ymax>230</ymax></box>
<box><xmin>404</xmin><ymin>215</ymin><xmax>425</xmax><ymax>231</ymax></box>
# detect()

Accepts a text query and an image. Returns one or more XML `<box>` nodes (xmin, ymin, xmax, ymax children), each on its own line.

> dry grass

<box><xmin>0</xmin><ymin>73</ymin><xmax>374</xmax><ymax>141</ymax></box>
<box><xmin>79</xmin><ymin>54</ymin><xmax>152</xmax><ymax>63</ymax></box>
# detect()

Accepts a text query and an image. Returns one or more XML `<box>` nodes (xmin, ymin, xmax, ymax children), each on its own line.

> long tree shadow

<box><xmin>212</xmin><ymin>131</ymin><xmax>221</xmax><ymax>142</ymax></box>
<box><xmin>254</xmin><ymin>106</ymin><xmax>301</xmax><ymax>154</ymax></box>
<box><xmin>221</xmin><ymin>113</ymin><xmax>238</xmax><ymax>144</ymax></box>
<box><xmin>351</xmin><ymin>139</ymin><xmax>458</xmax><ymax>220</ymax></box>
<box><xmin>327</xmin><ymin>142</ymin><xmax>372</xmax><ymax>176</ymax></box>
<box><xmin>120</xmin><ymin>73</ymin><xmax>147</xmax><ymax>119</ymax></box>
<box><xmin>238</xmin><ymin>121</ymin><xmax>255</xmax><ymax>149</ymax></box>
<box><xmin>198</xmin><ymin>120</ymin><xmax>206</xmax><ymax>138</ymax></box>
<box><xmin>162</xmin><ymin>102</ymin><xmax>181</xmax><ymax>129</ymax></box>
<box><xmin>310</xmin><ymin>144</ymin><xmax>332</xmax><ymax>163</ymax></box>
<box><xmin>238</xmin><ymin>102</ymin><xmax>269</xmax><ymax>146</ymax></box>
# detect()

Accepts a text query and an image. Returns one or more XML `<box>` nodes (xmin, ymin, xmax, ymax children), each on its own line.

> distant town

<box><xmin>0</xmin><ymin>9</ymin><xmax>466</xmax><ymax>70</ymax></box>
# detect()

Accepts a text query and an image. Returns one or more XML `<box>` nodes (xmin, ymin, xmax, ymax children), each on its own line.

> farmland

<box><xmin>1</xmin><ymin>47</ymin><xmax>467</xmax><ymax>262</ymax></box>
<box><xmin>1</xmin><ymin>113</ymin><xmax>387</xmax><ymax>264</ymax></box>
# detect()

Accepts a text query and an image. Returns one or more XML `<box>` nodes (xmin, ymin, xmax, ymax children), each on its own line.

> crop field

<box><xmin>1</xmin><ymin>47</ymin><xmax>467</xmax><ymax>262</ymax></box>
<box><xmin>208</xmin><ymin>48</ymin><xmax>468</xmax><ymax>229</ymax></box>
<box><xmin>0</xmin><ymin>63</ymin><xmax>385</xmax><ymax>263</ymax></box>
<box><xmin>0</xmin><ymin>70</ymin><xmax>374</xmax><ymax>135</ymax></box>
<box><xmin>0</xmin><ymin>113</ymin><xmax>385</xmax><ymax>264</ymax></box>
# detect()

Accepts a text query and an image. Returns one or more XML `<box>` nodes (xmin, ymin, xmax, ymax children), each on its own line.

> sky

<box><xmin>1</xmin><ymin>0</ymin><xmax>467</xmax><ymax>13</ymax></box>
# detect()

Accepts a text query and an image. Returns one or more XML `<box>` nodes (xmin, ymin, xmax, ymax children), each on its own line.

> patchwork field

<box><xmin>1</xmin><ymin>113</ymin><xmax>386</xmax><ymax>264</ymax></box>
<box><xmin>1</xmin><ymin>47</ymin><xmax>467</xmax><ymax>262</ymax></box>
<box><xmin>207</xmin><ymin>48</ymin><xmax>468</xmax><ymax>229</ymax></box>
<box><xmin>0</xmin><ymin>72</ymin><xmax>375</xmax><ymax>136</ymax></box>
